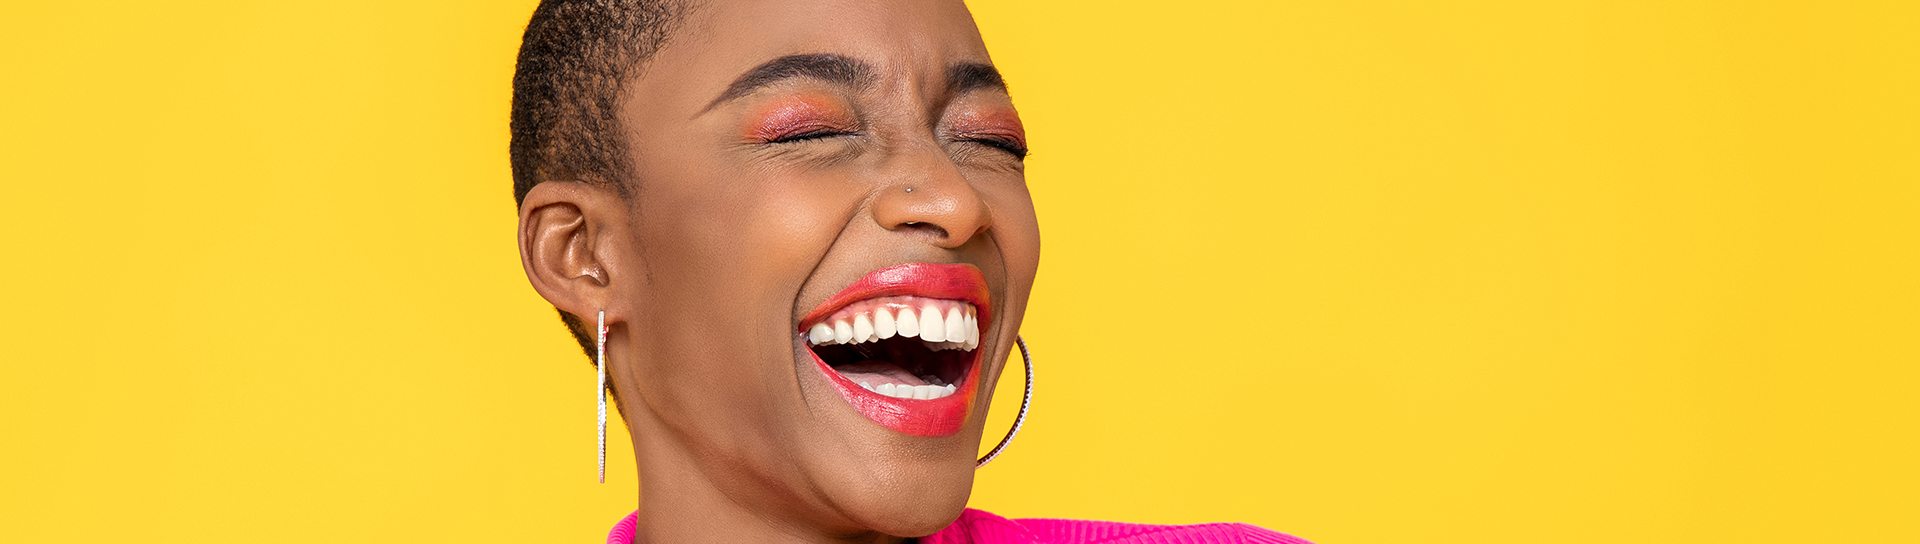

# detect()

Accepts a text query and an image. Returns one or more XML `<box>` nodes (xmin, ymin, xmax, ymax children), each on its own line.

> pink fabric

<box><xmin>607</xmin><ymin>508</ymin><xmax>1311</xmax><ymax>543</ymax></box>
<box><xmin>606</xmin><ymin>511</ymin><xmax>638</xmax><ymax>544</ymax></box>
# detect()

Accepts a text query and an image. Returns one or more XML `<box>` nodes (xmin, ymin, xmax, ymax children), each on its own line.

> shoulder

<box><xmin>926</xmin><ymin>508</ymin><xmax>1313</xmax><ymax>544</ymax></box>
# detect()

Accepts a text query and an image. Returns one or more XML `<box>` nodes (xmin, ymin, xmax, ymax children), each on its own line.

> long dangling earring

<box><xmin>596</xmin><ymin>309</ymin><xmax>608</xmax><ymax>484</ymax></box>
<box><xmin>976</xmin><ymin>335</ymin><xmax>1033</xmax><ymax>468</ymax></box>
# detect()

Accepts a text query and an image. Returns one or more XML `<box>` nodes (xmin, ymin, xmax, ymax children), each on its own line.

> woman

<box><xmin>510</xmin><ymin>1</ymin><xmax>1306</xmax><ymax>542</ymax></box>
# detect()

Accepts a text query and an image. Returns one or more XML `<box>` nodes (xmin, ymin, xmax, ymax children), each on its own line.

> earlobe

<box><xmin>517</xmin><ymin>181</ymin><xmax>628</xmax><ymax>320</ymax></box>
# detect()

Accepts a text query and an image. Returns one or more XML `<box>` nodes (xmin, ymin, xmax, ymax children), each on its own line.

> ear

<box><xmin>517</xmin><ymin>181</ymin><xmax>634</xmax><ymax>324</ymax></box>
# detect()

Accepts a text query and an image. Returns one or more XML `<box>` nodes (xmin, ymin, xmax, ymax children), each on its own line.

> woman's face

<box><xmin>584</xmin><ymin>0</ymin><xmax>1036</xmax><ymax>536</ymax></box>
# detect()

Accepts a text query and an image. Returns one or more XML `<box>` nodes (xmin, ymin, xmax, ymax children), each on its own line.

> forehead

<box><xmin>627</xmin><ymin>0</ymin><xmax>993</xmax><ymax>116</ymax></box>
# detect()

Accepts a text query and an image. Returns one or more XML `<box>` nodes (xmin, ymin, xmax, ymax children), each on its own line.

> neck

<box><xmin>622</xmin><ymin>414</ymin><xmax>911</xmax><ymax>544</ymax></box>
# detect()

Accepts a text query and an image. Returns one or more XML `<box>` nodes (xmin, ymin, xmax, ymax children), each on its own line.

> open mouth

<box><xmin>806</xmin><ymin>297</ymin><xmax>981</xmax><ymax>400</ymax></box>
<box><xmin>798</xmin><ymin>263</ymin><xmax>991</xmax><ymax>437</ymax></box>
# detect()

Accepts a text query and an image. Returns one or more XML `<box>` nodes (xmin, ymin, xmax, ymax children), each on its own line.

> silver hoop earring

<box><xmin>976</xmin><ymin>335</ymin><xmax>1033</xmax><ymax>468</ymax></box>
<box><xmin>595</xmin><ymin>309</ymin><xmax>608</xmax><ymax>484</ymax></box>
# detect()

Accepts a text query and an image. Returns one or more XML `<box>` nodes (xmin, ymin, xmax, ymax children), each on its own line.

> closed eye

<box><xmin>967</xmin><ymin>137</ymin><xmax>1028</xmax><ymax>160</ymax></box>
<box><xmin>769</xmin><ymin>129</ymin><xmax>856</xmax><ymax>144</ymax></box>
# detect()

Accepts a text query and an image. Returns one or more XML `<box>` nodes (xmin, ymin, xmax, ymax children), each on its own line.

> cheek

<box><xmin>638</xmin><ymin>135</ymin><xmax>856</xmax><ymax>287</ymax></box>
<box><xmin>627</xmin><ymin>170</ymin><xmax>854</xmax><ymax>405</ymax></box>
<box><xmin>733</xmin><ymin>172</ymin><xmax>861</xmax><ymax>269</ymax></box>
<box><xmin>633</xmin><ymin>129</ymin><xmax>867</xmax><ymax>335</ymax></box>
<box><xmin>979</xmin><ymin>181</ymin><xmax>1041</xmax><ymax>288</ymax></box>
<box><xmin>997</xmin><ymin>191</ymin><xmax>1042</xmax><ymax>279</ymax></box>
<box><xmin>971</xmin><ymin>166</ymin><xmax>1038</xmax><ymax>237</ymax></box>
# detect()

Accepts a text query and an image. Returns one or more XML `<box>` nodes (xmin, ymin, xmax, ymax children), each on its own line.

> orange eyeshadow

<box><xmin>743</xmin><ymin>94</ymin><xmax>857</xmax><ymax>141</ymax></box>
<box><xmin>945</xmin><ymin>108</ymin><xmax>1026</xmax><ymax>148</ymax></box>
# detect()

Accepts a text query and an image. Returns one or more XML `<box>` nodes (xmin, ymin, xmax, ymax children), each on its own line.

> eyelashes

<box><xmin>766</xmin><ymin>127</ymin><xmax>855</xmax><ymax>144</ymax></box>
<box><xmin>758</xmin><ymin>117</ymin><xmax>1026</xmax><ymax>161</ymax></box>
<box><xmin>965</xmin><ymin>136</ymin><xmax>1028</xmax><ymax>160</ymax></box>
<box><xmin>765</xmin><ymin>131</ymin><xmax>1027</xmax><ymax>161</ymax></box>
<box><xmin>747</xmin><ymin>95</ymin><xmax>1025</xmax><ymax>160</ymax></box>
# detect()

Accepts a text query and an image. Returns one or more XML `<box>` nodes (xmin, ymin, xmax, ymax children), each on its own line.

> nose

<box><xmin>869</xmin><ymin>147</ymin><xmax>992</xmax><ymax>249</ymax></box>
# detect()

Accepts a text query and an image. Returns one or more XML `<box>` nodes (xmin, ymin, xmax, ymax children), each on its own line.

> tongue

<box><xmin>832</xmin><ymin>360</ymin><xmax>933</xmax><ymax>387</ymax></box>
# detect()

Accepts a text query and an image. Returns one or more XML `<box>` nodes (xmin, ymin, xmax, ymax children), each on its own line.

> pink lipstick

<box><xmin>799</xmin><ymin>263</ymin><xmax>991</xmax><ymax>437</ymax></box>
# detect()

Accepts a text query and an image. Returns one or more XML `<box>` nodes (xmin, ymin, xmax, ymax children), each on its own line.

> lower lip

<box><xmin>806</xmin><ymin>347</ymin><xmax>982</xmax><ymax>437</ymax></box>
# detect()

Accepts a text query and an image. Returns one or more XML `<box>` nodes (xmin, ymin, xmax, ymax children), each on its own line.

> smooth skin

<box><xmin>516</xmin><ymin>1</ymin><xmax>1040</xmax><ymax>542</ymax></box>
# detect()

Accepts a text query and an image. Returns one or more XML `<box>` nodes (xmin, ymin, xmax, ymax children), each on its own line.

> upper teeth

<box><xmin>805</xmin><ymin>299</ymin><xmax>980</xmax><ymax>351</ymax></box>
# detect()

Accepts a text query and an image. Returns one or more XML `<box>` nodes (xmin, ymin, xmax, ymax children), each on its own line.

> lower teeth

<box><xmin>860</xmin><ymin>381</ymin><xmax>959</xmax><ymax>400</ymax></box>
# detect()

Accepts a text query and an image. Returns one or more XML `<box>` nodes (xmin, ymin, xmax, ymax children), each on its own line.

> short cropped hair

<box><xmin>510</xmin><ymin>0</ymin><xmax>686</xmax><ymax>368</ymax></box>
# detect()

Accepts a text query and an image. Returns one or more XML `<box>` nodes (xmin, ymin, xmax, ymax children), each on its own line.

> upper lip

<box><xmin>798</xmin><ymin>262</ymin><xmax>993</xmax><ymax>331</ymax></box>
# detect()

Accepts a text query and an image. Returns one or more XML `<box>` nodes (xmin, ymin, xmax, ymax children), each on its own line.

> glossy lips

<box><xmin>799</xmin><ymin>263</ymin><xmax>991</xmax><ymax>437</ymax></box>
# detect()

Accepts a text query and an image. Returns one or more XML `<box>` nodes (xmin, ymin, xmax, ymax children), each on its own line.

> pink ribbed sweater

<box><xmin>605</xmin><ymin>508</ymin><xmax>1311</xmax><ymax>543</ymax></box>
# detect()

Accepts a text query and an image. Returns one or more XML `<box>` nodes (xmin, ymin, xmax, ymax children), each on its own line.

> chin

<box><xmin>844</xmin><ymin>468</ymin><xmax>977</xmax><ymax>538</ymax></box>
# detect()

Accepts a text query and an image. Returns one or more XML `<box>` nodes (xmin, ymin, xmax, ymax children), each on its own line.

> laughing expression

<box><xmin>517</xmin><ymin>0</ymin><xmax>1044</xmax><ymax>537</ymax></box>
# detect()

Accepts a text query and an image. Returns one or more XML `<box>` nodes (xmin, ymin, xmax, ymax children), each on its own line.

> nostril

<box><xmin>900</xmin><ymin>221</ymin><xmax>950</xmax><ymax>240</ymax></box>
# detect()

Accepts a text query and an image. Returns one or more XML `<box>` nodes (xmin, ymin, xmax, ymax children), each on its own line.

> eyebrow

<box><xmin>701</xmin><ymin>54</ymin><xmax>1012</xmax><ymax>114</ymax></box>
<box><xmin>946</xmin><ymin>62</ymin><xmax>1008</xmax><ymax>95</ymax></box>
<box><xmin>702</xmin><ymin>53</ymin><xmax>875</xmax><ymax>113</ymax></box>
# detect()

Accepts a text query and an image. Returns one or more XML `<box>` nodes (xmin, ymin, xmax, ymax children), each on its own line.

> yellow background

<box><xmin>3</xmin><ymin>1</ymin><xmax>1915</xmax><ymax>542</ymax></box>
